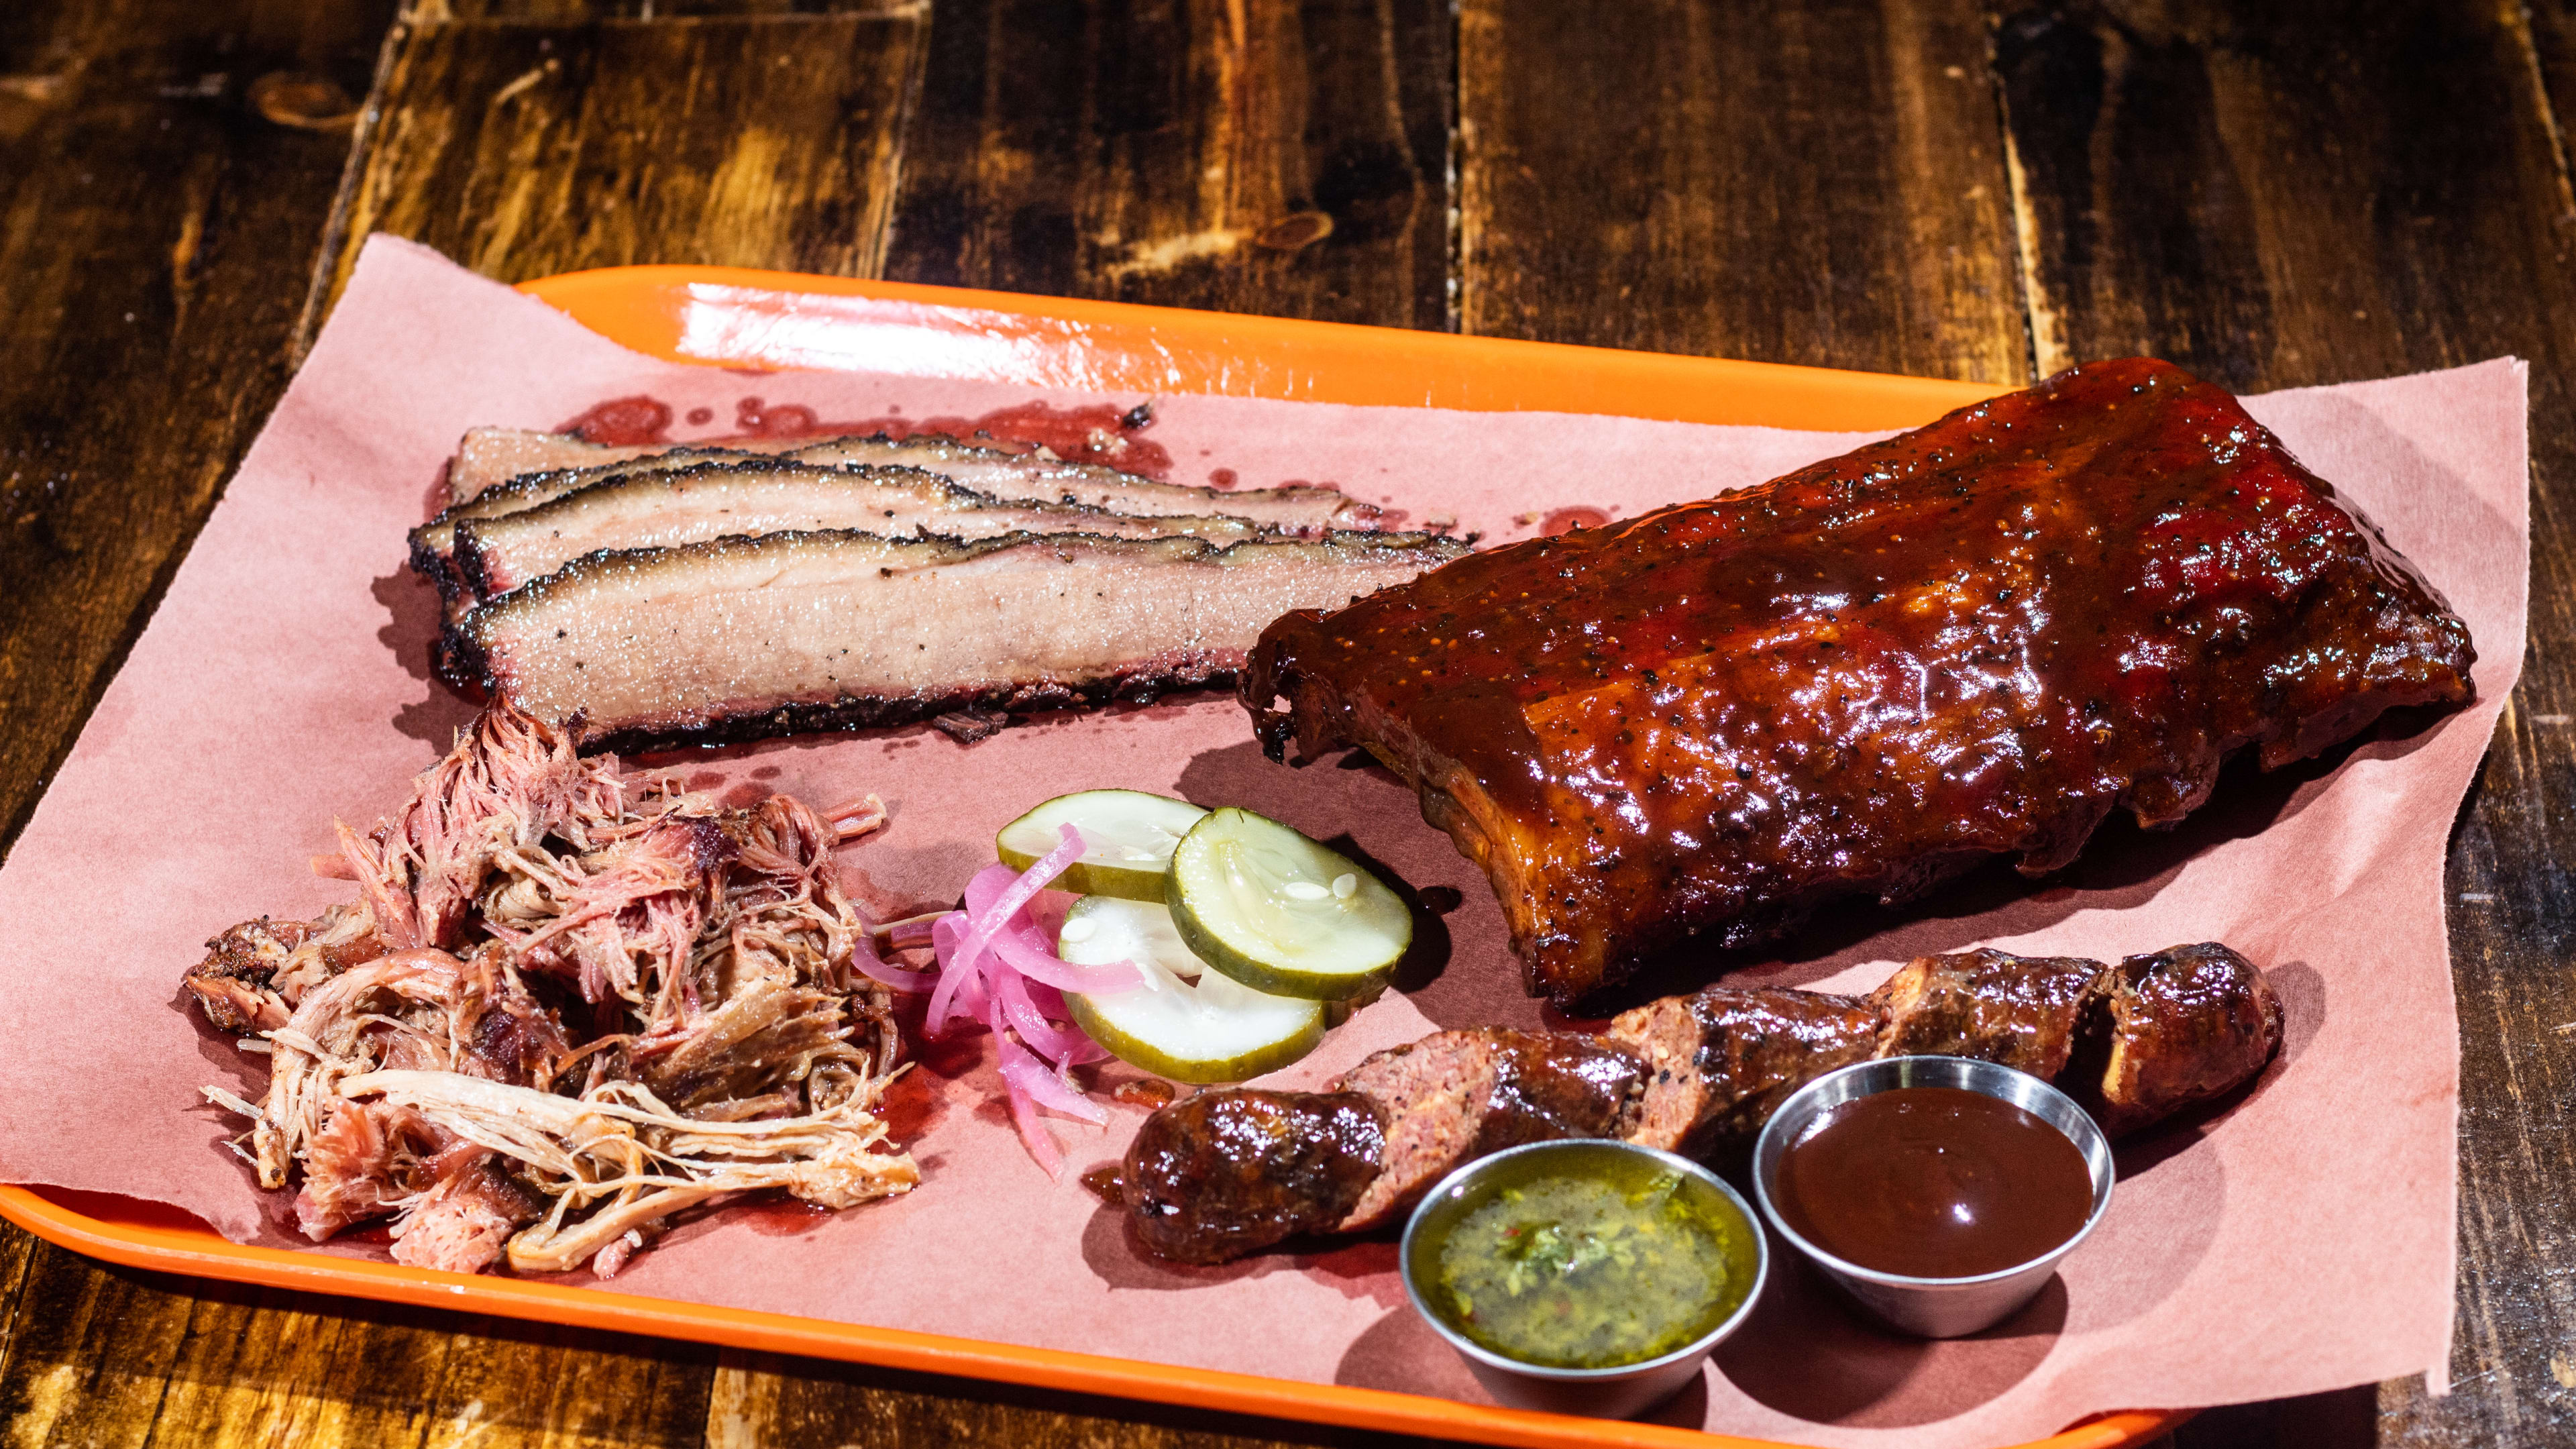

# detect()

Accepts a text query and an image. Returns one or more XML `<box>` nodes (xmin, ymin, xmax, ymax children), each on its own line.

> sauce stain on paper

<box><xmin>733</xmin><ymin>1194</ymin><xmax>835</xmax><ymax>1236</ymax></box>
<box><xmin>554</xmin><ymin>393</ymin><xmax>1181</xmax><ymax>477</ymax></box>
<box><xmin>556</xmin><ymin>395</ymin><xmax>674</xmax><ymax>447</ymax></box>
<box><xmin>731</xmin><ymin>397</ymin><xmax>1175</xmax><ymax>479</ymax></box>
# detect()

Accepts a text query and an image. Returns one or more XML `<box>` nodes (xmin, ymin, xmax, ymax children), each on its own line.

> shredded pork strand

<box><xmin>191</xmin><ymin>702</ymin><xmax>913</xmax><ymax>1277</ymax></box>
<box><xmin>339</xmin><ymin>1069</ymin><xmax>917</xmax><ymax>1273</ymax></box>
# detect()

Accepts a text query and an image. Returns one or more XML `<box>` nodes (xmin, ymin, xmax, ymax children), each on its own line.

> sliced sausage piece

<box><xmin>1122</xmin><ymin>1089</ymin><xmax>1385</xmax><ymax>1265</ymax></box>
<box><xmin>2081</xmin><ymin>942</ymin><xmax>2284</xmax><ymax>1134</ymax></box>
<box><xmin>1116</xmin><ymin>944</ymin><xmax>2286</xmax><ymax>1267</ymax></box>
<box><xmin>1607</xmin><ymin>986</ymin><xmax>1884</xmax><ymax>1158</ymax></box>
<box><xmin>1871</xmin><ymin>947</ymin><xmax>2104</xmax><ymax>1080</ymax></box>
<box><xmin>1331</xmin><ymin>1027</ymin><xmax>1646</xmax><ymax>1232</ymax></box>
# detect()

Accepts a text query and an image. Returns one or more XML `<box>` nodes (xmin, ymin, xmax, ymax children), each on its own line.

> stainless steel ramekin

<box><xmin>1750</xmin><ymin>1055</ymin><xmax>2114</xmax><ymax>1339</ymax></box>
<box><xmin>1399</xmin><ymin>1138</ymin><xmax>1769</xmax><ymax>1419</ymax></box>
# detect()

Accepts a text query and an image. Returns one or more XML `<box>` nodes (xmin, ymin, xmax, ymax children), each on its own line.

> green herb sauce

<box><xmin>1422</xmin><ymin>1152</ymin><xmax>1758</xmax><ymax>1370</ymax></box>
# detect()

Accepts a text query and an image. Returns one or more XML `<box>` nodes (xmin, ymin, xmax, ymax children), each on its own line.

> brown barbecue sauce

<box><xmin>1772</xmin><ymin>1087</ymin><xmax>2092</xmax><ymax>1279</ymax></box>
<box><xmin>1079</xmin><ymin>1165</ymin><xmax>1128</xmax><ymax>1205</ymax></box>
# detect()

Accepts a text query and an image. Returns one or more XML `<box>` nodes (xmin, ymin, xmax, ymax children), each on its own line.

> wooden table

<box><xmin>0</xmin><ymin>0</ymin><xmax>2566</xmax><ymax>1443</ymax></box>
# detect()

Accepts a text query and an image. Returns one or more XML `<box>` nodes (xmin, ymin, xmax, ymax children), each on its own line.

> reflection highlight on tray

<box><xmin>675</xmin><ymin>285</ymin><xmax>1157</xmax><ymax>387</ymax></box>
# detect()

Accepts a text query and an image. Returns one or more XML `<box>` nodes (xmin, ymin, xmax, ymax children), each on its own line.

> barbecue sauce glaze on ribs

<box><xmin>1125</xmin><ymin>943</ymin><xmax>2282</xmax><ymax>1265</ymax></box>
<box><xmin>1243</xmin><ymin>359</ymin><xmax>2476</xmax><ymax>1004</ymax></box>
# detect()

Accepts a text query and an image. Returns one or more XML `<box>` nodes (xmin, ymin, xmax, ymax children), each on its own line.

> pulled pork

<box><xmin>190</xmin><ymin>704</ymin><xmax>914</xmax><ymax>1277</ymax></box>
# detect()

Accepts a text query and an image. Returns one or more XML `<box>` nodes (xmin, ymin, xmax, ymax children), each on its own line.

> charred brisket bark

<box><xmin>434</xmin><ymin>429</ymin><xmax>1386</xmax><ymax>549</ymax></box>
<box><xmin>416</xmin><ymin>459</ymin><xmax>1272</xmax><ymax>608</ymax></box>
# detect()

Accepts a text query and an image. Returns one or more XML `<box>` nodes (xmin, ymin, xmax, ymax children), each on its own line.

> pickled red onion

<box><xmin>995</xmin><ymin>969</ymin><xmax>1108</xmax><ymax>1065</ymax></box>
<box><xmin>851</xmin><ymin>912</ymin><xmax>936</xmax><ymax>991</ymax></box>
<box><xmin>998</xmin><ymin>1036</ymin><xmax>1108</xmax><ymax>1124</ymax></box>
<box><xmin>922</xmin><ymin>912</ymin><xmax>975</xmax><ymax>1026</ymax></box>
<box><xmin>953</xmin><ymin>830</ymin><xmax>1086</xmax><ymax>989</ymax></box>
<box><xmin>988</xmin><ymin>916</ymin><xmax>1140</xmax><ymax>994</ymax></box>
<box><xmin>998</xmin><ymin>1065</ymin><xmax>1059</xmax><ymax>1176</ymax></box>
<box><xmin>915</xmin><ymin>823</ymin><xmax>1143</xmax><ymax>1175</ymax></box>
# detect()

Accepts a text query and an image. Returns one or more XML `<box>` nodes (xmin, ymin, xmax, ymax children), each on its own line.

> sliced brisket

<box><xmin>445</xmin><ymin>530</ymin><xmax>1469</xmax><ymax>751</ymax></box>
<box><xmin>447</xmin><ymin>460</ymin><xmax>1268</xmax><ymax>600</ymax></box>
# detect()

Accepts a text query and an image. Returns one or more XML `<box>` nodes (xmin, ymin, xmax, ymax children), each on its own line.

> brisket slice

<box><xmin>435</xmin><ymin>459</ymin><xmax>1267</xmax><ymax>602</ymax></box>
<box><xmin>1122</xmin><ymin>1090</ymin><xmax>1385</xmax><ymax>1265</ymax></box>
<box><xmin>1242</xmin><ymin>358</ymin><xmax>2477</xmax><ymax>1004</ymax></box>
<box><xmin>1330</xmin><ymin>1028</ymin><xmax>1646</xmax><ymax>1231</ymax></box>
<box><xmin>445</xmin><ymin>529</ymin><xmax>1469</xmax><ymax>752</ymax></box>
<box><xmin>431</xmin><ymin>430</ymin><xmax>1385</xmax><ymax>549</ymax></box>
<box><xmin>449</xmin><ymin>428</ymin><xmax>673</xmax><ymax>502</ymax></box>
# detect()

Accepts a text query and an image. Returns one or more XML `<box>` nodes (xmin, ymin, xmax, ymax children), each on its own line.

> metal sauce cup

<box><xmin>1399</xmin><ymin>1139</ymin><xmax>1768</xmax><ymax>1419</ymax></box>
<box><xmin>1752</xmin><ymin>1055</ymin><xmax>2114</xmax><ymax>1339</ymax></box>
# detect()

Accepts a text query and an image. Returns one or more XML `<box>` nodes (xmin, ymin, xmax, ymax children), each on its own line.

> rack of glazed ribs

<box><xmin>1242</xmin><ymin>359</ymin><xmax>2477</xmax><ymax>1004</ymax></box>
<box><xmin>1122</xmin><ymin>943</ymin><xmax>2282</xmax><ymax>1265</ymax></box>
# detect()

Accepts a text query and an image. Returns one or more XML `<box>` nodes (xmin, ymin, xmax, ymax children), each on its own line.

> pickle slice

<box><xmin>1163</xmin><ymin>808</ymin><xmax>1411</xmax><ymax>1002</ymax></box>
<box><xmin>996</xmin><ymin>790</ymin><xmax>1210</xmax><ymax>902</ymax></box>
<box><xmin>1057</xmin><ymin>896</ymin><xmax>1325</xmax><ymax>1083</ymax></box>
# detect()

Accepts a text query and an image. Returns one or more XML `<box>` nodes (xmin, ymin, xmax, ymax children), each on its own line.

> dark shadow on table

<box><xmin>2173</xmin><ymin>1385</ymin><xmax>2380</xmax><ymax>1448</ymax></box>
<box><xmin>1711</xmin><ymin>1252</ymin><xmax>2066</xmax><ymax>1428</ymax></box>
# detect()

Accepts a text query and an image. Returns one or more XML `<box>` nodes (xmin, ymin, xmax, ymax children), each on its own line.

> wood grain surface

<box><xmin>1457</xmin><ymin>0</ymin><xmax>2029</xmax><ymax>385</ymax></box>
<box><xmin>0</xmin><ymin>1254</ymin><xmax>716</xmax><ymax>1446</ymax></box>
<box><xmin>1</xmin><ymin>0</ymin><xmax>2571</xmax><ymax>1444</ymax></box>
<box><xmin>883</xmin><ymin>0</ymin><xmax>1453</xmax><ymax>328</ymax></box>
<box><xmin>309</xmin><ymin>0</ymin><xmax>928</xmax><ymax>324</ymax></box>
<box><xmin>0</xmin><ymin>0</ymin><xmax>395</xmax><ymax>865</ymax></box>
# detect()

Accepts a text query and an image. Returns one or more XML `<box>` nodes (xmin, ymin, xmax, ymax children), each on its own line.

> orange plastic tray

<box><xmin>0</xmin><ymin>268</ymin><xmax>2187</xmax><ymax>1449</ymax></box>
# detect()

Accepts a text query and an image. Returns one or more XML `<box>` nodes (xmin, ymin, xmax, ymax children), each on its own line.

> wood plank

<box><xmin>2507</xmin><ymin>0</ymin><xmax>2576</xmax><ymax>168</ymax></box>
<box><xmin>704</xmin><ymin>1348</ymin><xmax>1430</xmax><ymax>1449</ymax></box>
<box><xmin>0</xmin><ymin>1240</ymin><xmax>712</xmax><ymax>1447</ymax></box>
<box><xmin>1988</xmin><ymin>1</ymin><xmax>2576</xmax><ymax>1442</ymax></box>
<box><xmin>436</xmin><ymin>0</ymin><xmax>908</xmax><ymax>17</ymax></box>
<box><xmin>0</xmin><ymin>0</ymin><xmax>394</xmax><ymax>857</ymax></box>
<box><xmin>1455</xmin><ymin>0</ymin><xmax>2027</xmax><ymax>382</ymax></box>
<box><xmin>0</xmin><ymin>1224</ymin><xmax>40</xmax><ymax>1387</ymax></box>
<box><xmin>308</xmin><ymin>2</ymin><xmax>928</xmax><ymax>325</ymax></box>
<box><xmin>883</xmin><ymin>0</ymin><xmax>1452</xmax><ymax>329</ymax></box>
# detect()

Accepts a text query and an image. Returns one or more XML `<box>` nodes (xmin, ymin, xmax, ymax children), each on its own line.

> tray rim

<box><xmin>0</xmin><ymin>1184</ymin><xmax>2182</xmax><ymax>1449</ymax></box>
<box><xmin>513</xmin><ymin>262</ymin><xmax>2008</xmax><ymax>429</ymax></box>
<box><xmin>0</xmin><ymin>264</ymin><xmax>2186</xmax><ymax>1449</ymax></box>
